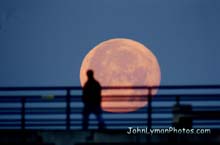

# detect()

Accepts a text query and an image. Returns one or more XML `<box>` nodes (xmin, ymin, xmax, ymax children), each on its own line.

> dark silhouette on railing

<box><xmin>0</xmin><ymin>85</ymin><xmax>220</xmax><ymax>130</ymax></box>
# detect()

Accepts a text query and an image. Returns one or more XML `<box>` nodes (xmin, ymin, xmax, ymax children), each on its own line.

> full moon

<box><xmin>80</xmin><ymin>38</ymin><xmax>161</xmax><ymax>113</ymax></box>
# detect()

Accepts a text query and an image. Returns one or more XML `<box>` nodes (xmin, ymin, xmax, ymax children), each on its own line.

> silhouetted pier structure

<box><xmin>0</xmin><ymin>85</ymin><xmax>220</xmax><ymax>144</ymax></box>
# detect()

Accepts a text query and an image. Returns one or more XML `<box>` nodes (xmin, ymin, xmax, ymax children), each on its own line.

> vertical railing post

<box><xmin>66</xmin><ymin>88</ymin><xmax>71</xmax><ymax>130</ymax></box>
<box><xmin>21</xmin><ymin>96</ymin><xmax>25</xmax><ymax>130</ymax></box>
<box><xmin>147</xmin><ymin>88</ymin><xmax>152</xmax><ymax>129</ymax></box>
<box><xmin>176</xmin><ymin>96</ymin><xmax>180</xmax><ymax>105</ymax></box>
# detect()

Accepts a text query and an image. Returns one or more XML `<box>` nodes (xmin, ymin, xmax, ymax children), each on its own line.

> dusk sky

<box><xmin>0</xmin><ymin>0</ymin><xmax>220</xmax><ymax>87</ymax></box>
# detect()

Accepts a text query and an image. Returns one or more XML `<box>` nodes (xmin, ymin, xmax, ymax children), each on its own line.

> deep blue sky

<box><xmin>0</xmin><ymin>0</ymin><xmax>220</xmax><ymax>87</ymax></box>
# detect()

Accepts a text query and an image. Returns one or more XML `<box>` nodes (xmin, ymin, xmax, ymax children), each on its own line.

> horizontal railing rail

<box><xmin>0</xmin><ymin>84</ymin><xmax>220</xmax><ymax>91</ymax></box>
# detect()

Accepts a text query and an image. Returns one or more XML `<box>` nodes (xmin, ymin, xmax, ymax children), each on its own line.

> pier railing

<box><xmin>0</xmin><ymin>85</ymin><xmax>220</xmax><ymax>130</ymax></box>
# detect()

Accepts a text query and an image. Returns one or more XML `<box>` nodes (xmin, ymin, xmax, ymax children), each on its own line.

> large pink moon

<box><xmin>80</xmin><ymin>38</ymin><xmax>161</xmax><ymax>113</ymax></box>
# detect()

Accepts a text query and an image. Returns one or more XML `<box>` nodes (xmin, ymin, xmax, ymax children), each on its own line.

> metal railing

<box><xmin>0</xmin><ymin>85</ymin><xmax>220</xmax><ymax>130</ymax></box>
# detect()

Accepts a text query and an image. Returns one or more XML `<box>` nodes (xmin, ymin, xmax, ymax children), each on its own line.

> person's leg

<box><xmin>82</xmin><ymin>105</ymin><xmax>90</xmax><ymax>130</ymax></box>
<box><xmin>94</xmin><ymin>105</ymin><xmax>105</xmax><ymax>129</ymax></box>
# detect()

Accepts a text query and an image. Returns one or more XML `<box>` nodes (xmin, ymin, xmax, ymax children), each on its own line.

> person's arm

<box><xmin>82</xmin><ymin>85</ymin><xmax>87</xmax><ymax>103</ymax></box>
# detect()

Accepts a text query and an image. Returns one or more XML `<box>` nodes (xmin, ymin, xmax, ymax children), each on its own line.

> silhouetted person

<box><xmin>82</xmin><ymin>70</ymin><xmax>105</xmax><ymax>130</ymax></box>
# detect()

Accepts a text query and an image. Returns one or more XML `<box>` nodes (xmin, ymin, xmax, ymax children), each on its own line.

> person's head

<box><xmin>86</xmin><ymin>70</ymin><xmax>94</xmax><ymax>79</ymax></box>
